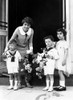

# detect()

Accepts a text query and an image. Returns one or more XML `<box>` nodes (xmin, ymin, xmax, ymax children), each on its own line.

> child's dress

<box><xmin>44</xmin><ymin>48</ymin><xmax>59</xmax><ymax>75</ymax></box>
<box><xmin>5</xmin><ymin>50</ymin><xmax>21</xmax><ymax>74</ymax></box>
<box><xmin>56</xmin><ymin>40</ymin><xmax>68</xmax><ymax>72</ymax></box>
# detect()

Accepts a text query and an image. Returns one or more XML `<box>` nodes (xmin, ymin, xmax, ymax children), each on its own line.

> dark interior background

<box><xmin>9</xmin><ymin>0</ymin><xmax>62</xmax><ymax>53</ymax></box>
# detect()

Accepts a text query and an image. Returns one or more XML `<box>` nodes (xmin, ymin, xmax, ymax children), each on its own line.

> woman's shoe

<box><xmin>26</xmin><ymin>82</ymin><xmax>33</xmax><ymax>88</ymax></box>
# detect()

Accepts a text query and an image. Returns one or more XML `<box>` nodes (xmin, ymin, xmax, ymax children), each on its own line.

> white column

<box><xmin>62</xmin><ymin>0</ymin><xmax>66</xmax><ymax>29</ymax></box>
<box><xmin>6</xmin><ymin>0</ymin><xmax>8</xmax><ymax>44</ymax></box>
<box><xmin>66</xmin><ymin>0</ymin><xmax>71</xmax><ymax>45</ymax></box>
<box><xmin>65</xmin><ymin>0</ymin><xmax>72</xmax><ymax>74</ymax></box>
<box><xmin>6</xmin><ymin>0</ymin><xmax>8</xmax><ymax>23</ymax></box>
<box><xmin>2</xmin><ymin>0</ymin><xmax>4</xmax><ymax>22</ymax></box>
<box><xmin>69</xmin><ymin>0</ymin><xmax>73</xmax><ymax>74</ymax></box>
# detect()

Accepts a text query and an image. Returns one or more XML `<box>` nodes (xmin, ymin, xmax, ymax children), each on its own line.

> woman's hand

<box><xmin>26</xmin><ymin>50</ymin><xmax>33</xmax><ymax>54</ymax></box>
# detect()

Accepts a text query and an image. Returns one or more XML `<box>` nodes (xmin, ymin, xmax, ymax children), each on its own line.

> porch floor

<box><xmin>0</xmin><ymin>86</ymin><xmax>73</xmax><ymax>100</ymax></box>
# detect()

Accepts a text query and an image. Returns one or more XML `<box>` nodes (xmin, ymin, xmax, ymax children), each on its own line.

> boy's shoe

<box><xmin>43</xmin><ymin>87</ymin><xmax>49</xmax><ymax>91</ymax></box>
<box><xmin>13</xmin><ymin>86</ymin><xmax>18</xmax><ymax>90</ymax></box>
<box><xmin>54</xmin><ymin>86</ymin><xmax>66</xmax><ymax>91</ymax></box>
<box><xmin>48</xmin><ymin>87</ymin><xmax>53</xmax><ymax>92</ymax></box>
<box><xmin>8</xmin><ymin>86</ymin><xmax>13</xmax><ymax>90</ymax></box>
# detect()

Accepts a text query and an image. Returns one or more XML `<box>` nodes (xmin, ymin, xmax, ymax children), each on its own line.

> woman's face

<box><xmin>57</xmin><ymin>31</ymin><xmax>64</xmax><ymax>40</ymax></box>
<box><xmin>22</xmin><ymin>22</ymin><xmax>30</xmax><ymax>32</ymax></box>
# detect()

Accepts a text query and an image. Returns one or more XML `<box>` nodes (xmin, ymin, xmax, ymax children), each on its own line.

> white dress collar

<box><xmin>19</xmin><ymin>26</ymin><xmax>31</xmax><ymax>36</ymax></box>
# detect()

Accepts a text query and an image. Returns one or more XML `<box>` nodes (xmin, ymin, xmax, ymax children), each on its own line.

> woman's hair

<box><xmin>57</xmin><ymin>28</ymin><xmax>67</xmax><ymax>37</ymax></box>
<box><xmin>44</xmin><ymin>35</ymin><xmax>54</xmax><ymax>41</ymax></box>
<box><xmin>22</xmin><ymin>17</ymin><xmax>33</xmax><ymax>26</ymax></box>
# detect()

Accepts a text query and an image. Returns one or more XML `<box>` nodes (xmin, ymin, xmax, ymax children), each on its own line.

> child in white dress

<box><xmin>43</xmin><ymin>35</ymin><xmax>59</xmax><ymax>92</ymax></box>
<box><xmin>54</xmin><ymin>28</ymin><xmax>68</xmax><ymax>91</ymax></box>
<box><xmin>3</xmin><ymin>40</ymin><xmax>21</xmax><ymax>90</ymax></box>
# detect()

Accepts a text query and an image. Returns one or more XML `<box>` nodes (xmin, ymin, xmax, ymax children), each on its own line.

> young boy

<box><xmin>3</xmin><ymin>40</ymin><xmax>21</xmax><ymax>90</ymax></box>
<box><xmin>42</xmin><ymin>35</ymin><xmax>59</xmax><ymax>92</ymax></box>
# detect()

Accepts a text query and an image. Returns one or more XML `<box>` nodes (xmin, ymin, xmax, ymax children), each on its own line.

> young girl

<box><xmin>43</xmin><ymin>35</ymin><xmax>59</xmax><ymax>92</ymax></box>
<box><xmin>54</xmin><ymin>28</ymin><xmax>68</xmax><ymax>91</ymax></box>
<box><xmin>3</xmin><ymin>40</ymin><xmax>21</xmax><ymax>90</ymax></box>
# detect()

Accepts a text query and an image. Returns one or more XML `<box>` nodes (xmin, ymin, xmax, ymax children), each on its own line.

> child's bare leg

<box><xmin>48</xmin><ymin>74</ymin><xmax>54</xmax><ymax>91</ymax></box>
<box><xmin>8</xmin><ymin>74</ymin><xmax>13</xmax><ymax>89</ymax></box>
<box><xmin>14</xmin><ymin>73</ymin><xmax>18</xmax><ymax>90</ymax></box>
<box><xmin>43</xmin><ymin>75</ymin><xmax>49</xmax><ymax>91</ymax></box>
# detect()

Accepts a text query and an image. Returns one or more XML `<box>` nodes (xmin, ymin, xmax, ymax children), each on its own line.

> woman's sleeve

<box><xmin>28</xmin><ymin>29</ymin><xmax>34</xmax><ymax>52</ymax></box>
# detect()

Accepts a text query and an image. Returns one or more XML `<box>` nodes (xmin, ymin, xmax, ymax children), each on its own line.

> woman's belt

<box><xmin>17</xmin><ymin>44</ymin><xmax>28</xmax><ymax>48</ymax></box>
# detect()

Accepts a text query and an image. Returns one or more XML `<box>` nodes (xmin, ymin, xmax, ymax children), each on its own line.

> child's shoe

<box><xmin>13</xmin><ymin>85</ymin><xmax>18</xmax><ymax>90</ymax></box>
<box><xmin>8</xmin><ymin>85</ymin><xmax>13</xmax><ymax>90</ymax></box>
<box><xmin>43</xmin><ymin>87</ymin><xmax>49</xmax><ymax>91</ymax></box>
<box><xmin>55</xmin><ymin>86</ymin><xmax>66</xmax><ymax>91</ymax></box>
<box><xmin>53</xmin><ymin>86</ymin><xmax>60</xmax><ymax>90</ymax></box>
<box><xmin>48</xmin><ymin>87</ymin><xmax>53</xmax><ymax>92</ymax></box>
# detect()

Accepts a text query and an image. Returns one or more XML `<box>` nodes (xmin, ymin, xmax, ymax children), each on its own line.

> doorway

<box><xmin>9</xmin><ymin>0</ymin><xmax>63</xmax><ymax>53</ymax></box>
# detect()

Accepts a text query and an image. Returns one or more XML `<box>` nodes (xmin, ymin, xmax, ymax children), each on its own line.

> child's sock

<box><xmin>8</xmin><ymin>80</ymin><xmax>13</xmax><ymax>89</ymax></box>
<box><xmin>14</xmin><ymin>80</ymin><xmax>18</xmax><ymax>90</ymax></box>
<box><xmin>46</xmin><ymin>79</ymin><xmax>49</xmax><ymax>88</ymax></box>
<box><xmin>60</xmin><ymin>80</ymin><xmax>65</xmax><ymax>87</ymax></box>
<box><xmin>48</xmin><ymin>80</ymin><xmax>53</xmax><ymax>91</ymax></box>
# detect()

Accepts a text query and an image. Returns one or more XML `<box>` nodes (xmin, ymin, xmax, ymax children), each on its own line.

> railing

<box><xmin>0</xmin><ymin>21</ymin><xmax>8</xmax><ymax>62</ymax></box>
<box><xmin>0</xmin><ymin>21</ymin><xmax>8</xmax><ymax>29</ymax></box>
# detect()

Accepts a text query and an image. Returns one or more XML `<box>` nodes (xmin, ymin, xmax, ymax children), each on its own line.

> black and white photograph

<box><xmin>0</xmin><ymin>0</ymin><xmax>73</xmax><ymax>100</ymax></box>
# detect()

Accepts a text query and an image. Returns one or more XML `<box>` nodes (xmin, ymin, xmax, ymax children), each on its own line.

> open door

<box><xmin>9</xmin><ymin>0</ymin><xmax>63</xmax><ymax>53</ymax></box>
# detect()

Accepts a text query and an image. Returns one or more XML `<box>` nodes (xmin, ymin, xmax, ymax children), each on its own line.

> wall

<box><xmin>69</xmin><ymin>0</ymin><xmax>73</xmax><ymax>73</ymax></box>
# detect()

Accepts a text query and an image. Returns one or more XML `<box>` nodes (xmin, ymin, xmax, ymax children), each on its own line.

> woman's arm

<box><xmin>27</xmin><ymin>29</ymin><xmax>34</xmax><ymax>54</ymax></box>
<box><xmin>4</xmin><ymin>28</ymin><xmax>18</xmax><ymax>52</ymax></box>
